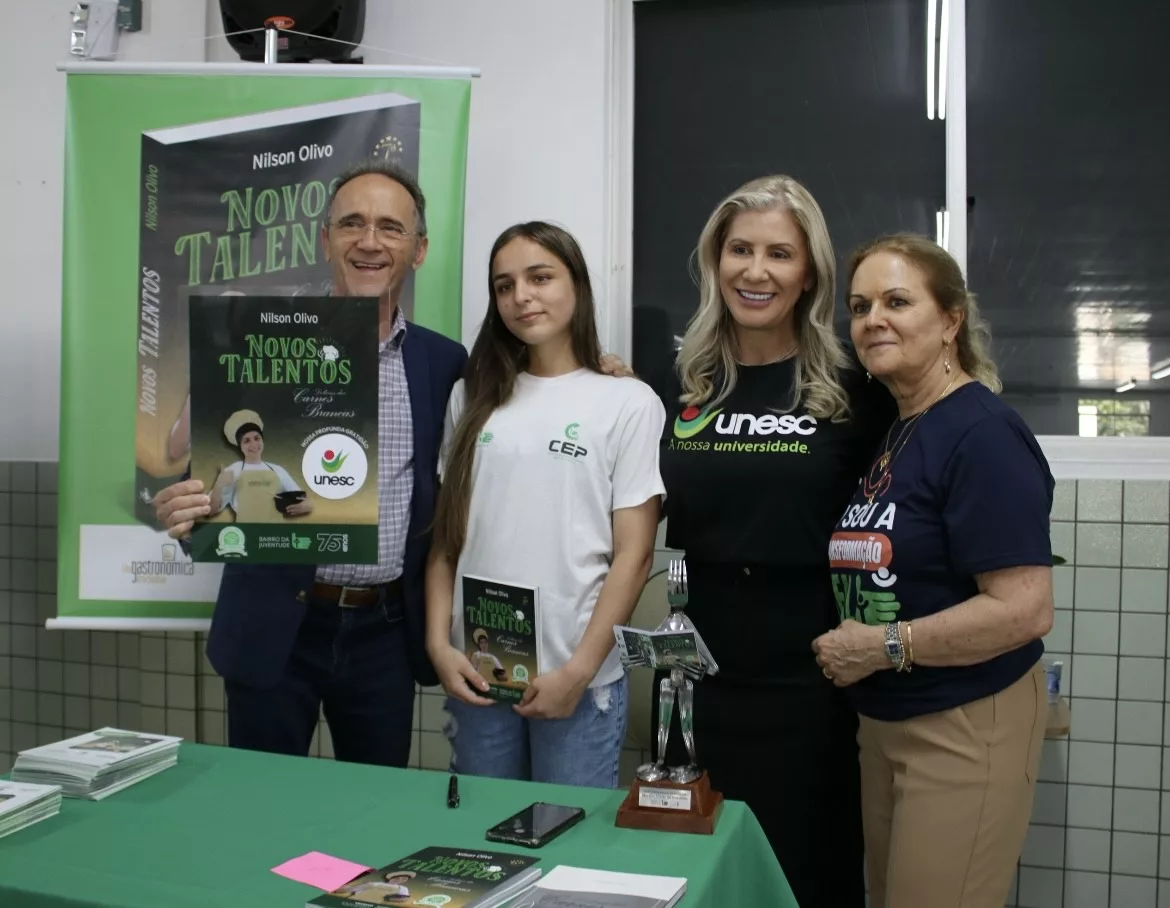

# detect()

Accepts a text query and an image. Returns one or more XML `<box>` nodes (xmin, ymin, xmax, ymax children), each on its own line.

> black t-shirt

<box><xmin>828</xmin><ymin>381</ymin><xmax>1054</xmax><ymax>720</ymax></box>
<box><xmin>652</xmin><ymin>356</ymin><xmax>895</xmax><ymax>682</ymax></box>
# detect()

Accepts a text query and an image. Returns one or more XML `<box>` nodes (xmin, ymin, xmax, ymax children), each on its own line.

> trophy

<box><xmin>613</xmin><ymin>559</ymin><xmax>724</xmax><ymax>835</ymax></box>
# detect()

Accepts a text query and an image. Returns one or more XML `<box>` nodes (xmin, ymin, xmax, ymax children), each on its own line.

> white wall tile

<box><xmin>1078</xmin><ymin>480</ymin><xmax>1123</xmax><ymax>522</ymax></box>
<box><xmin>1125</xmin><ymin>524</ymin><xmax>1170</xmax><ymax>569</ymax></box>
<box><xmin>419</xmin><ymin>730</ymin><xmax>451</xmax><ymax>771</ymax></box>
<box><xmin>1074</xmin><ymin>612</ymin><xmax>1120</xmax><ymax>655</ymax></box>
<box><xmin>1114</xmin><ymin>788</ymin><xmax>1160</xmax><ymax>833</ymax></box>
<box><xmin>1069</xmin><ymin>698</ymin><xmax>1116</xmax><ymax>743</ymax></box>
<box><xmin>1112</xmin><ymin>874</ymin><xmax>1158</xmax><ymax>908</ymax></box>
<box><xmin>1121</xmin><ymin>568</ymin><xmax>1169</xmax><ymax>613</ymax></box>
<box><xmin>1125</xmin><ymin>480</ymin><xmax>1170</xmax><ymax>523</ymax></box>
<box><xmin>1064</xmin><ymin>871</ymin><xmax>1109</xmax><ymax>908</ymax></box>
<box><xmin>1115</xmin><ymin>744</ymin><xmax>1162</xmax><ymax>789</ymax></box>
<box><xmin>1031</xmin><ymin>782</ymin><xmax>1067</xmax><ymax>826</ymax></box>
<box><xmin>1119</xmin><ymin>657</ymin><xmax>1164</xmax><ymax>701</ymax></box>
<box><xmin>1016</xmin><ymin>866</ymin><xmax>1062</xmax><ymax>908</ymax></box>
<box><xmin>1072</xmin><ymin>655</ymin><xmax>1116</xmax><ymax>699</ymax></box>
<box><xmin>1039</xmin><ymin>739</ymin><xmax>1069</xmax><ymax>783</ymax></box>
<box><xmin>1077</xmin><ymin>523</ymin><xmax>1122</xmax><ymax>566</ymax></box>
<box><xmin>1044</xmin><ymin>609</ymin><xmax>1072</xmax><ymax>652</ymax></box>
<box><xmin>1065</xmin><ymin>827</ymin><xmax>1111</xmax><ymax>872</ymax></box>
<box><xmin>1052</xmin><ymin>523</ymin><xmax>1077</xmax><ymax>565</ymax></box>
<box><xmin>1117</xmin><ymin>700</ymin><xmax>1163</xmax><ymax>745</ymax></box>
<box><xmin>1068</xmin><ymin>741</ymin><xmax>1114</xmax><ymax>786</ymax></box>
<box><xmin>1075</xmin><ymin>567</ymin><xmax>1121</xmax><ymax>610</ymax></box>
<box><xmin>1067</xmin><ymin>784</ymin><xmax>1113</xmax><ymax>829</ymax></box>
<box><xmin>1053</xmin><ymin>480</ymin><xmax>1077</xmax><ymax>522</ymax></box>
<box><xmin>1121</xmin><ymin>614</ymin><xmax>1167</xmax><ymax>657</ymax></box>
<box><xmin>1054</xmin><ymin>565</ymin><xmax>1075</xmax><ymax>610</ymax></box>
<box><xmin>1022</xmin><ymin>823</ymin><xmax>1066</xmax><ymax>869</ymax></box>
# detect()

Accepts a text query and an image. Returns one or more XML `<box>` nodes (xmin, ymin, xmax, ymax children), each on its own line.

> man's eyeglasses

<box><xmin>330</xmin><ymin>218</ymin><xmax>420</xmax><ymax>244</ymax></box>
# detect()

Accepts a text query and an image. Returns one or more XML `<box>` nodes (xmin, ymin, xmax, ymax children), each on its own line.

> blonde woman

<box><xmin>814</xmin><ymin>234</ymin><xmax>1053</xmax><ymax>908</ymax></box>
<box><xmin>650</xmin><ymin>175</ymin><xmax>894</xmax><ymax>908</ymax></box>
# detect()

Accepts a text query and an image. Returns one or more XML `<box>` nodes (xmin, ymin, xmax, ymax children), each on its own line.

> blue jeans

<box><xmin>444</xmin><ymin>674</ymin><xmax>629</xmax><ymax>788</ymax></box>
<box><xmin>224</xmin><ymin>591</ymin><xmax>414</xmax><ymax>768</ymax></box>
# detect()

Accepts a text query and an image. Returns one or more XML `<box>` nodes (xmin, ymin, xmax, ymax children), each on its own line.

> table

<box><xmin>0</xmin><ymin>743</ymin><xmax>798</xmax><ymax>907</ymax></box>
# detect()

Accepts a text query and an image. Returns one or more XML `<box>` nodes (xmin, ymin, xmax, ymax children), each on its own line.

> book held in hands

<box><xmin>10</xmin><ymin>727</ymin><xmax>182</xmax><ymax>800</ymax></box>
<box><xmin>462</xmin><ymin>575</ymin><xmax>541</xmax><ymax>703</ymax></box>
<box><xmin>308</xmin><ymin>846</ymin><xmax>541</xmax><ymax>908</ymax></box>
<box><xmin>186</xmin><ymin>294</ymin><xmax>380</xmax><ymax>565</ymax></box>
<box><xmin>0</xmin><ymin>780</ymin><xmax>63</xmax><ymax>840</ymax></box>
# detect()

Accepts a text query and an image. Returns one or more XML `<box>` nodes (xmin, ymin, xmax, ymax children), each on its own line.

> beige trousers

<box><xmin>858</xmin><ymin>662</ymin><xmax>1046</xmax><ymax>908</ymax></box>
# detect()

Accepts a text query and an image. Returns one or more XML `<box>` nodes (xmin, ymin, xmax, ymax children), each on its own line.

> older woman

<box><xmin>813</xmin><ymin>233</ymin><xmax>1054</xmax><ymax>908</ymax></box>
<box><xmin>649</xmin><ymin>175</ymin><xmax>894</xmax><ymax>908</ymax></box>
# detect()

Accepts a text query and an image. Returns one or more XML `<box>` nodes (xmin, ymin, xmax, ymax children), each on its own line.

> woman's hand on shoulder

<box><xmin>600</xmin><ymin>352</ymin><xmax>636</xmax><ymax>379</ymax></box>
<box><xmin>430</xmin><ymin>644</ymin><xmax>496</xmax><ymax>706</ymax></box>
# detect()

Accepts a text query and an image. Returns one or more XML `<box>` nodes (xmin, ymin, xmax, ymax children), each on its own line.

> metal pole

<box><xmin>264</xmin><ymin>26</ymin><xmax>279</xmax><ymax>64</ymax></box>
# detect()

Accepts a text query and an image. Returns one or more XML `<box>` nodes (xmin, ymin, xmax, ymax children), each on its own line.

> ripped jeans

<box><xmin>443</xmin><ymin>674</ymin><xmax>628</xmax><ymax>789</ymax></box>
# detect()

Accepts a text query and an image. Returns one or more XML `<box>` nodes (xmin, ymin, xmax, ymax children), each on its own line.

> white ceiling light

<box><xmin>938</xmin><ymin>0</ymin><xmax>950</xmax><ymax>121</ymax></box>
<box><xmin>926</xmin><ymin>0</ymin><xmax>938</xmax><ymax>120</ymax></box>
<box><xmin>1116</xmin><ymin>379</ymin><xmax>1137</xmax><ymax>393</ymax></box>
<box><xmin>1152</xmin><ymin>364</ymin><xmax>1170</xmax><ymax>380</ymax></box>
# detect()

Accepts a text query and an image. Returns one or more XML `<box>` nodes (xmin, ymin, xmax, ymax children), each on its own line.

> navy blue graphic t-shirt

<box><xmin>828</xmin><ymin>381</ymin><xmax>1054</xmax><ymax>721</ymax></box>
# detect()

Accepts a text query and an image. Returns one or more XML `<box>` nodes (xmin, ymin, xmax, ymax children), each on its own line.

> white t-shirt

<box><xmin>440</xmin><ymin>369</ymin><xmax>666</xmax><ymax>689</ymax></box>
<box><xmin>218</xmin><ymin>461</ymin><xmax>301</xmax><ymax>511</ymax></box>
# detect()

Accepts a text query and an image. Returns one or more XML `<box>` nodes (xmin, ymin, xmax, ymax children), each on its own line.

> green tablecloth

<box><xmin>0</xmin><ymin>743</ymin><xmax>797</xmax><ymax>907</ymax></box>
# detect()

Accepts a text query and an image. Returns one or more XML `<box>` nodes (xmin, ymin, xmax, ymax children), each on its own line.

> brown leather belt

<box><xmin>311</xmin><ymin>577</ymin><xmax>403</xmax><ymax>607</ymax></box>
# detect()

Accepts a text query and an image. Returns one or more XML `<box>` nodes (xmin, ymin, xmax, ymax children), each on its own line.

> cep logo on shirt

<box><xmin>547</xmin><ymin>421</ymin><xmax>588</xmax><ymax>460</ymax></box>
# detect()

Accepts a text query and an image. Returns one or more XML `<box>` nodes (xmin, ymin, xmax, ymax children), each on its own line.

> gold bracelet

<box><xmin>897</xmin><ymin>621</ymin><xmax>912</xmax><ymax>672</ymax></box>
<box><xmin>905</xmin><ymin>621</ymin><xmax>915</xmax><ymax>667</ymax></box>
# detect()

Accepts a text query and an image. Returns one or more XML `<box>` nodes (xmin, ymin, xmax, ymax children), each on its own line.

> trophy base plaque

<box><xmin>615</xmin><ymin>770</ymin><xmax>724</xmax><ymax>835</ymax></box>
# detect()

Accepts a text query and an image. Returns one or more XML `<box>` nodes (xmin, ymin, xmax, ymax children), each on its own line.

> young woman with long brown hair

<box><xmin>424</xmin><ymin>221</ymin><xmax>665</xmax><ymax>787</ymax></box>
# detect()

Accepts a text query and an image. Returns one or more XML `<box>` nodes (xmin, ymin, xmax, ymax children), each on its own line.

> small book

<box><xmin>10</xmin><ymin>727</ymin><xmax>182</xmax><ymax>800</ymax></box>
<box><xmin>308</xmin><ymin>846</ymin><xmax>542</xmax><ymax>908</ymax></box>
<box><xmin>0</xmin><ymin>780</ymin><xmax>63</xmax><ymax>840</ymax></box>
<box><xmin>462</xmin><ymin>575</ymin><xmax>541</xmax><ymax>703</ymax></box>
<box><xmin>612</xmin><ymin>626</ymin><xmax>718</xmax><ymax>677</ymax></box>
<box><xmin>507</xmin><ymin>866</ymin><xmax>687</xmax><ymax>908</ymax></box>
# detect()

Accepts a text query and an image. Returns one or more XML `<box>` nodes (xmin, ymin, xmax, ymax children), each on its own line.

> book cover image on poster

<box><xmin>461</xmin><ymin>576</ymin><xmax>541</xmax><ymax>703</ymax></box>
<box><xmin>308</xmin><ymin>846</ymin><xmax>542</xmax><ymax>908</ymax></box>
<box><xmin>134</xmin><ymin>91</ymin><xmax>420</xmax><ymax>529</ymax></box>
<box><xmin>186</xmin><ymin>294</ymin><xmax>379</xmax><ymax>564</ymax></box>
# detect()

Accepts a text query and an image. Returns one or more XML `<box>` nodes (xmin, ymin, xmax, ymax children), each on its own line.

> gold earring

<box><xmin>943</xmin><ymin>341</ymin><xmax>952</xmax><ymax>374</ymax></box>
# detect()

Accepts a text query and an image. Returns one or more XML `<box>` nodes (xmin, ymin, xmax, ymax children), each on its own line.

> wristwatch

<box><xmin>884</xmin><ymin>622</ymin><xmax>905</xmax><ymax>671</ymax></box>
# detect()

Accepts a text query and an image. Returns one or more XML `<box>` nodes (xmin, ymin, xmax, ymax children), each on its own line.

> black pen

<box><xmin>447</xmin><ymin>774</ymin><xmax>460</xmax><ymax>808</ymax></box>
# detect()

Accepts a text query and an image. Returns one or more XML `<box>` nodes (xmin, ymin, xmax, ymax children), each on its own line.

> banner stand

<box><xmin>53</xmin><ymin>60</ymin><xmax>475</xmax><ymax>634</ymax></box>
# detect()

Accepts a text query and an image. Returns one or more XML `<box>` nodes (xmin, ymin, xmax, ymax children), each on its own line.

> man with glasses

<box><xmin>153</xmin><ymin>161</ymin><xmax>467</xmax><ymax>768</ymax></box>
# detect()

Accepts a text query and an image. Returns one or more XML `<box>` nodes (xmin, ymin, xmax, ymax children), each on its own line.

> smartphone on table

<box><xmin>484</xmin><ymin>801</ymin><xmax>586</xmax><ymax>848</ymax></box>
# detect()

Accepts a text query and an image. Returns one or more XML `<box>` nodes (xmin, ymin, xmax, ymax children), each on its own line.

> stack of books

<box><xmin>10</xmin><ymin>727</ymin><xmax>182</xmax><ymax>800</ymax></box>
<box><xmin>514</xmin><ymin>866</ymin><xmax>688</xmax><ymax>907</ymax></box>
<box><xmin>0</xmin><ymin>780</ymin><xmax>63</xmax><ymax>839</ymax></box>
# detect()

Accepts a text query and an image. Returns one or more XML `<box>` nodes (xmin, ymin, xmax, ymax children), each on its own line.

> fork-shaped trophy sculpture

<box><xmin>614</xmin><ymin>558</ymin><xmax>724</xmax><ymax>835</ymax></box>
<box><xmin>637</xmin><ymin>559</ymin><xmax>704</xmax><ymax>784</ymax></box>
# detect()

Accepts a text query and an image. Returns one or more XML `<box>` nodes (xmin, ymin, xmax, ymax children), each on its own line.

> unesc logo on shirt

<box><xmin>671</xmin><ymin>405</ymin><xmax>818</xmax><ymax>453</ymax></box>
<box><xmin>547</xmin><ymin>421</ymin><xmax>588</xmax><ymax>460</ymax></box>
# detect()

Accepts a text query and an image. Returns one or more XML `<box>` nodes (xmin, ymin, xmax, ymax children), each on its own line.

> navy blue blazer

<box><xmin>205</xmin><ymin>321</ymin><xmax>468</xmax><ymax>690</ymax></box>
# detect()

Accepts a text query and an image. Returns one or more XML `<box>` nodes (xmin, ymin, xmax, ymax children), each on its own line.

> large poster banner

<box><xmin>55</xmin><ymin>64</ymin><xmax>473</xmax><ymax>628</ymax></box>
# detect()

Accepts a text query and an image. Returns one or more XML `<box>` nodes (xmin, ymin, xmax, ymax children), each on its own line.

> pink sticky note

<box><xmin>271</xmin><ymin>851</ymin><xmax>372</xmax><ymax>891</ymax></box>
